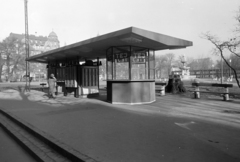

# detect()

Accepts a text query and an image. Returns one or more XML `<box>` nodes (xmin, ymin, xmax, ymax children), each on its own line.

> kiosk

<box><xmin>106</xmin><ymin>46</ymin><xmax>155</xmax><ymax>104</ymax></box>
<box><xmin>27</xmin><ymin>27</ymin><xmax>192</xmax><ymax>104</ymax></box>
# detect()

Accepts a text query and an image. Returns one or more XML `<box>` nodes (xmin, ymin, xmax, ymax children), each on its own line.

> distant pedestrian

<box><xmin>48</xmin><ymin>73</ymin><xmax>57</xmax><ymax>99</ymax></box>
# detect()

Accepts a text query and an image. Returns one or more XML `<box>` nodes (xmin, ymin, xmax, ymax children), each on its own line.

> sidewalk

<box><xmin>0</xmin><ymin>89</ymin><xmax>240</xmax><ymax>162</ymax></box>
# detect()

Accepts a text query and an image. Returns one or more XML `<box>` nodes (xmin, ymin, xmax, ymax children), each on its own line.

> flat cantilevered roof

<box><xmin>27</xmin><ymin>27</ymin><xmax>193</xmax><ymax>63</ymax></box>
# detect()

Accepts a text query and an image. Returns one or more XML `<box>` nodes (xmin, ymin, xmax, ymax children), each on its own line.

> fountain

<box><xmin>179</xmin><ymin>55</ymin><xmax>196</xmax><ymax>80</ymax></box>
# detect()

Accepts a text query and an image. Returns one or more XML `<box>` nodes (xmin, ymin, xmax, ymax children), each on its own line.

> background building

<box><xmin>9</xmin><ymin>31</ymin><xmax>60</xmax><ymax>55</ymax></box>
<box><xmin>8</xmin><ymin>31</ymin><xmax>60</xmax><ymax>81</ymax></box>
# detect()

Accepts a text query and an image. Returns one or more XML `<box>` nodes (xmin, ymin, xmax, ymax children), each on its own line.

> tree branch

<box><xmin>202</xmin><ymin>32</ymin><xmax>240</xmax><ymax>88</ymax></box>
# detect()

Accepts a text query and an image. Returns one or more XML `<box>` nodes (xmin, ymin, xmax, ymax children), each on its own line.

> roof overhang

<box><xmin>26</xmin><ymin>27</ymin><xmax>193</xmax><ymax>63</ymax></box>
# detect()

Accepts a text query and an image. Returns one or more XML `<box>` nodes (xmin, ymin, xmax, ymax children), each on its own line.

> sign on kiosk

<box><xmin>132</xmin><ymin>52</ymin><xmax>146</xmax><ymax>63</ymax></box>
<box><xmin>115</xmin><ymin>52</ymin><xmax>129</xmax><ymax>62</ymax></box>
<box><xmin>110</xmin><ymin>52</ymin><xmax>146</xmax><ymax>63</ymax></box>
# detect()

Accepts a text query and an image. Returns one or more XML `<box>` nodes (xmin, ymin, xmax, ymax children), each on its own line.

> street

<box><xmin>0</xmin><ymin>87</ymin><xmax>240</xmax><ymax>162</ymax></box>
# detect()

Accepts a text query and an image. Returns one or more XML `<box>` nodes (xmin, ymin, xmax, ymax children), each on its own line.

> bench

<box><xmin>192</xmin><ymin>82</ymin><xmax>233</xmax><ymax>101</ymax></box>
<box><xmin>40</xmin><ymin>83</ymin><xmax>47</xmax><ymax>91</ymax></box>
<box><xmin>155</xmin><ymin>82</ymin><xmax>167</xmax><ymax>96</ymax></box>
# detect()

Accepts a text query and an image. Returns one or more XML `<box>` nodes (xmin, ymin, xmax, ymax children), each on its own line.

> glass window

<box><xmin>131</xmin><ymin>47</ymin><xmax>149</xmax><ymax>80</ymax></box>
<box><xmin>106</xmin><ymin>48</ymin><xmax>113</xmax><ymax>80</ymax></box>
<box><xmin>115</xmin><ymin>62</ymin><xmax>129</xmax><ymax>80</ymax></box>
<box><xmin>113</xmin><ymin>46</ymin><xmax>130</xmax><ymax>80</ymax></box>
<box><xmin>131</xmin><ymin>64</ymin><xmax>148</xmax><ymax>80</ymax></box>
<box><xmin>149</xmin><ymin>50</ymin><xmax>155</xmax><ymax>79</ymax></box>
<box><xmin>106</xmin><ymin>46</ymin><xmax>155</xmax><ymax>80</ymax></box>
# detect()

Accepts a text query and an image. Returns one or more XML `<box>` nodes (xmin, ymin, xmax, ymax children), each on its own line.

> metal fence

<box><xmin>190</xmin><ymin>69</ymin><xmax>240</xmax><ymax>78</ymax></box>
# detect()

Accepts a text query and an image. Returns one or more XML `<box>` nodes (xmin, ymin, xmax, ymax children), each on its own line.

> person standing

<box><xmin>48</xmin><ymin>73</ymin><xmax>57</xmax><ymax>99</ymax></box>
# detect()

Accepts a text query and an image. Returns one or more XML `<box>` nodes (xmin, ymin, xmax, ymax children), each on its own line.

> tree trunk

<box><xmin>6</xmin><ymin>55</ymin><xmax>10</xmax><ymax>82</ymax></box>
<box><xmin>0</xmin><ymin>65</ymin><xmax>3</xmax><ymax>82</ymax></box>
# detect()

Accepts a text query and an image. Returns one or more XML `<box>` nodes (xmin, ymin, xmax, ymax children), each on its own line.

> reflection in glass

<box><xmin>115</xmin><ymin>62</ymin><xmax>129</xmax><ymax>80</ymax></box>
<box><xmin>149</xmin><ymin>50</ymin><xmax>155</xmax><ymax>79</ymax></box>
<box><xmin>107</xmin><ymin>48</ymin><xmax>113</xmax><ymax>80</ymax></box>
<box><xmin>107</xmin><ymin>61</ymin><xmax>113</xmax><ymax>80</ymax></box>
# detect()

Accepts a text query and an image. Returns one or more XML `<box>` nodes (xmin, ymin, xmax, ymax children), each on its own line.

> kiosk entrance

<box><xmin>26</xmin><ymin>27</ymin><xmax>192</xmax><ymax>104</ymax></box>
<box><xmin>48</xmin><ymin>61</ymin><xmax>99</xmax><ymax>97</ymax></box>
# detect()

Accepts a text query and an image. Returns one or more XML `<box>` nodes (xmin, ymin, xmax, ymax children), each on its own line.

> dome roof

<box><xmin>47</xmin><ymin>31</ymin><xmax>59</xmax><ymax>42</ymax></box>
<box><xmin>48</xmin><ymin>31</ymin><xmax>57</xmax><ymax>38</ymax></box>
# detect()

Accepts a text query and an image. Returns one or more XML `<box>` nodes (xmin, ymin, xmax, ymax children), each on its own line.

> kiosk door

<box><xmin>78</xmin><ymin>66</ymin><xmax>99</xmax><ymax>96</ymax></box>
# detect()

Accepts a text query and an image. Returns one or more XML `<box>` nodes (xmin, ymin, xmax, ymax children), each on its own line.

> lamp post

<box><xmin>229</xmin><ymin>59</ymin><xmax>231</xmax><ymax>77</ymax></box>
<box><xmin>24</xmin><ymin>0</ymin><xmax>30</xmax><ymax>91</ymax></box>
<box><xmin>212</xmin><ymin>64</ymin><xmax>214</xmax><ymax>79</ymax></box>
<box><xmin>38</xmin><ymin>69</ymin><xmax>41</xmax><ymax>82</ymax></box>
<box><xmin>221</xmin><ymin>57</ymin><xmax>223</xmax><ymax>84</ymax></box>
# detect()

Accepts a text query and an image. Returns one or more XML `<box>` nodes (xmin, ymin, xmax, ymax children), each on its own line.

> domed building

<box><xmin>44</xmin><ymin>31</ymin><xmax>60</xmax><ymax>51</ymax></box>
<box><xmin>7</xmin><ymin>31</ymin><xmax>60</xmax><ymax>81</ymax></box>
<box><xmin>9</xmin><ymin>31</ymin><xmax>60</xmax><ymax>56</ymax></box>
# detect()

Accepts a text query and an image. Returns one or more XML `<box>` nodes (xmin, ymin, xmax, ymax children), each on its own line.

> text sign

<box><xmin>115</xmin><ymin>52</ymin><xmax>129</xmax><ymax>63</ymax></box>
<box><xmin>132</xmin><ymin>52</ymin><xmax>146</xmax><ymax>63</ymax></box>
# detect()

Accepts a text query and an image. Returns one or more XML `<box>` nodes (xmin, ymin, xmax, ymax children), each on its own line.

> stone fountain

<box><xmin>179</xmin><ymin>55</ymin><xmax>195</xmax><ymax>80</ymax></box>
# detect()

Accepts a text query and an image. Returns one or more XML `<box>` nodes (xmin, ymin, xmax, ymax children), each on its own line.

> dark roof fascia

<box><xmin>26</xmin><ymin>27</ymin><xmax>134</xmax><ymax>61</ymax></box>
<box><xmin>132</xmin><ymin>27</ymin><xmax>193</xmax><ymax>47</ymax></box>
<box><xmin>26</xmin><ymin>27</ymin><xmax>193</xmax><ymax>62</ymax></box>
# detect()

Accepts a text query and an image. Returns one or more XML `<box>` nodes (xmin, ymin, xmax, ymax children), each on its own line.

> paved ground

<box><xmin>0</xmin><ymin>127</ymin><xmax>37</xmax><ymax>162</ymax></box>
<box><xmin>0</xmin><ymin>87</ymin><xmax>240</xmax><ymax>162</ymax></box>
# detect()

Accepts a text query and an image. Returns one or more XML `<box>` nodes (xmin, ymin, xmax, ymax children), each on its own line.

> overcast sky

<box><xmin>1</xmin><ymin>0</ymin><xmax>240</xmax><ymax>60</ymax></box>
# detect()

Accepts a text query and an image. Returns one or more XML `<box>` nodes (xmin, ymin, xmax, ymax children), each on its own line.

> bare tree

<box><xmin>165</xmin><ymin>53</ymin><xmax>175</xmax><ymax>75</ymax></box>
<box><xmin>0</xmin><ymin>37</ymin><xmax>16</xmax><ymax>82</ymax></box>
<box><xmin>0</xmin><ymin>36</ymin><xmax>26</xmax><ymax>82</ymax></box>
<box><xmin>155</xmin><ymin>54</ymin><xmax>167</xmax><ymax>78</ymax></box>
<box><xmin>202</xmin><ymin>33</ymin><xmax>240</xmax><ymax>87</ymax></box>
<box><xmin>229</xmin><ymin>54</ymin><xmax>240</xmax><ymax>69</ymax></box>
<box><xmin>177</xmin><ymin>54</ymin><xmax>213</xmax><ymax>71</ymax></box>
<box><xmin>155</xmin><ymin>53</ymin><xmax>176</xmax><ymax>79</ymax></box>
<box><xmin>11</xmin><ymin>40</ymin><xmax>26</xmax><ymax>80</ymax></box>
<box><xmin>202</xmin><ymin>6</ymin><xmax>240</xmax><ymax>87</ymax></box>
<box><xmin>0</xmin><ymin>48</ymin><xmax>5</xmax><ymax>82</ymax></box>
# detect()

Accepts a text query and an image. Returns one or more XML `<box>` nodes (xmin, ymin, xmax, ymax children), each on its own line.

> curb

<box><xmin>0</xmin><ymin>107</ymin><xmax>98</xmax><ymax>162</ymax></box>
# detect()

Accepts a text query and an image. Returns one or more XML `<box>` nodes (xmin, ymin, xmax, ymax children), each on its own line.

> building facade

<box><xmin>9</xmin><ymin>31</ymin><xmax>60</xmax><ymax>56</ymax></box>
<box><xmin>7</xmin><ymin>31</ymin><xmax>60</xmax><ymax>81</ymax></box>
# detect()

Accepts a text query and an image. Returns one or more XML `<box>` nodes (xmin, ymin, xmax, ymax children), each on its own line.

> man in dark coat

<box><xmin>48</xmin><ymin>73</ymin><xmax>57</xmax><ymax>98</ymax></box>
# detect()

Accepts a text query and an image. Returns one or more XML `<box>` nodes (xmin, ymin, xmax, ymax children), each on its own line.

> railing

<box><xmin>190</xmin><ymin>69</ymin><xmax>240</xmax><ymax>78</ymax></box>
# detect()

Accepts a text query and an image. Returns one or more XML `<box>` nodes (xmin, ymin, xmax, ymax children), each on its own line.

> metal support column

<box><xmin>24</xmin><ymin>0</ymin><xmax>30</xmax><ymax>92</ymax></box>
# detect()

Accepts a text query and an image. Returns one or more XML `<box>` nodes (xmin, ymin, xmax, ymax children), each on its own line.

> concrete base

<box><xmin>107</xmin><ymin>80</ymin><xmax>155</xmax><ymax>105</ymax></box>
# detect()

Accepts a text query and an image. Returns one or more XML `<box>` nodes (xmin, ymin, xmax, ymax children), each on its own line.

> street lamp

<box><xmin>212</xmin><ymin>64</ymin><xmax>214</xmax><ymax>79</ymax></box>
<box><xmin>38</xmin><ymin>69</ymin><xmax>41</xmax><ymax>82</ymax></box>
<box><xmin>229</xmin><ymin>59</ymin><xmax>232</xmax><ymax>77</ymax></box>
<box><xmin>221</xmin><ymin>57</ymin><xmax>223</xmax><ymax>84</ymax></box>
